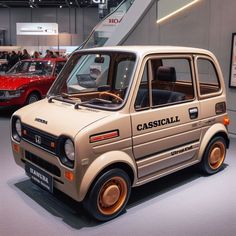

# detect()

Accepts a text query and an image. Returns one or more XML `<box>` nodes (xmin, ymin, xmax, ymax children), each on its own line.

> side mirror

<box><xmin>94</xmin><ymin>56</ymin><xmax>105</xmax><ymax>64</ymax></box>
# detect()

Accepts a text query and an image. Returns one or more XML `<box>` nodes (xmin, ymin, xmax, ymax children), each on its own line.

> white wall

<box><xmin>123</xmin><ymin>0</ymin><xmax>236</xmax><ymax>134</ymax></box>
<box><xmin>0</xmin><ymin>7</ymin><xmax>99</xmax><ymax>46</ymax></box>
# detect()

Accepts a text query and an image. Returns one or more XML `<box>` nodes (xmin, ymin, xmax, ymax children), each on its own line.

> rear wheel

<box><xmin>26</xmin><ymin>92</ymin><xmax>40</xmax><ymax>105</ymax></box>
<box><xmin>200</xmin><ymin>136</ymin><xmax>226</xmax><ymax>175</ymax></box>
<box><xmin>83</xmin><ymin>168</ymin><xmax>131</xmax><ymax>221</ymax></box>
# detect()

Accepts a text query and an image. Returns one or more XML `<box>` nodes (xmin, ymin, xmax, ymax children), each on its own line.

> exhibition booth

<box><xmin>0</xmin><ymin>0</ymin><xmax>235</xmax><ymax>235</ymax></box>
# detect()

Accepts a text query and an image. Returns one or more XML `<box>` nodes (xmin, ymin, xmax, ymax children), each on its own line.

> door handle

<box><xmin>189</xmin><ymin>107</ymin><xmax>198</xmax><ymax>119</ymax></box>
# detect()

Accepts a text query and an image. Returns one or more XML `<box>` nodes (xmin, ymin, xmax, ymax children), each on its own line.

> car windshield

<box><xmin>7</xmin><ymin>60</ymin><xmax>54</xmax><ymax>76</ymax></box>
<box><xmin>48</xmin><ymin>51</ymin><xmax>136</xmax><ymax>110</ymax></box>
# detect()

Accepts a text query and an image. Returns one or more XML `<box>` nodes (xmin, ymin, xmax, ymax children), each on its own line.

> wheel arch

<box><xmin>25</xmin><ymin>89</ymin><xmax>42</xmax><ymax>103</ymax></box>
<box><xmin>26</xmin><ymin>89</ymin><xmax>42</xmax><ymax>98</ymax></box>
<box><xmin>198</xmin><ymin>123</ymin><xmax>229</xmax><ymax>162</ymax></box>
<box><xmin>78</xmin><ymin>151</ymin><xmax>137</xmax><ymax>202</ymax></box>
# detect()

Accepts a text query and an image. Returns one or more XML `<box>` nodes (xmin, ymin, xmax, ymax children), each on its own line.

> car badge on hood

<box><xmin>35</xmin><ymin>118</ymin><xmax>48</xmax><ymax>125</ymax></box>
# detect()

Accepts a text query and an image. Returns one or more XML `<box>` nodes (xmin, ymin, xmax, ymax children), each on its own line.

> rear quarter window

<box><xmin>197</xmin><ymin>58</ymin><xmax>221</xmax><ymax>95</ymax></box>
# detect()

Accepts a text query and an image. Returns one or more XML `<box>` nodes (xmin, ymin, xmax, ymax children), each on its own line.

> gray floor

<box><xmin>0</xmin><ymin>109</ymin><xmax>236</xmax><ymax>236</ymax></box>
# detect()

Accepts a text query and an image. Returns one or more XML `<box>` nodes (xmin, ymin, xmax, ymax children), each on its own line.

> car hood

<box><xmin>0</xmin><ymin>74</ymin><xmax>40</xmax><ymax>90</ymax></box>
<box><xmin>14</xmin><ymin>99</ymin><xmax>112</xmax><ymax>138</ymax></box>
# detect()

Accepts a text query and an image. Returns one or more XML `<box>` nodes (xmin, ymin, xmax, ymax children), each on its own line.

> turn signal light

<box><xmin>90</xmin><ymin>130</ymin><xmax>119</xmax><ymax>143</ymax></box>
<box><xmin>65</xmin><ymin>171</ymin><xmax>74</xmax><ymax>181</ymax></box>
<box><xmin>224</xmin><ymin>116</ymin><xmax>230</xmax><ymax>126</ymax></box>
<box><xmin>50</xmin><ymin>142</ymin><xmax>56</xmax><ymax>148</ymax></box>
<box><xmin>13</xmin><ymin>143</ymin><xmax>20</xmax><ymax>153</ymax></box>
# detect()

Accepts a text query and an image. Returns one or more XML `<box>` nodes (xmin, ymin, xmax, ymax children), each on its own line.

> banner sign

<box><xmin>16</xmin><ymin>23</ymin><xmax>58</xmax><ymax>35</ymax></box>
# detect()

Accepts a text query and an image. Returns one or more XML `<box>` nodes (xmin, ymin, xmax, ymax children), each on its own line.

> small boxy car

<box><xmin>11</xmin><ymin>46</ymin><xmax>230</xmax><ymax>221</ymax></box>
<box><xmin>0</xmin><ymin>58</ymin><xmax>66</xmax><ymax>107</ymax></box>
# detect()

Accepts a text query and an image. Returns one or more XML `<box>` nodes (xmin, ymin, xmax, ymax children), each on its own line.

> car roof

<box><xmin>22</xmin><ymin>57</ymin><xmax>67</xmax><ymax>62</ymax></box>
<box><xmin>78</xmin><ymin>45</ymin><xmax>214</xmax><ymax>58</ymax></box>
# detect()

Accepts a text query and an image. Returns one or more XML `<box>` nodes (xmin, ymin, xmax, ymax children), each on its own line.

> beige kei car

<box><xmin>11</xmin><ymin>46</ymin><xmax>230</xmax><ymax>221</ymax></box>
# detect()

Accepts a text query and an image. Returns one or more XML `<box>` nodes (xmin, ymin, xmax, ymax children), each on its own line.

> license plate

<box><xmin>25</xmin><ymin>162</ymin><xmax>53</xmax><ymax>193</ymax></box>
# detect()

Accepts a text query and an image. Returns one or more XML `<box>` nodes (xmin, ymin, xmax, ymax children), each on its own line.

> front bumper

<box><xmin>0</xmin><ymin>97</ymin><xmax>24</xmax><ymax>107</ymax></box>
<box><xmin>11</xmin><ymin>139</ymin><xmax>81</xmax><ymax>202</ymax></box>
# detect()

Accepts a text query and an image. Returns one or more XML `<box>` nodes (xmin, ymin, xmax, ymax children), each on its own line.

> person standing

<box><xmin>32</xmin><ymin>51</ymin><xmax>41</xmax><ymax>59</ymax></box>
<box><xmin>44</xmin><ymin>49</ymin><xmax>51</xmax><ymax>58</ymax></box>
<box><xmin>8</xmin><ymin>51</ymin><xmax>19</xmax><ymax>69</ymax></box>
<box><xmin>17</xmin><ymin>51</ymin><xmax>23</xmax><ymax>60</ymax></box>
<box><xmin>22</xmin><ymin>49</ymin><xmax>31</xmax><ymax>60</ymax></box>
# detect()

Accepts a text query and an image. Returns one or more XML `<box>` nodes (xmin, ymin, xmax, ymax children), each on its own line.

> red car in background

<box><xmin>0</xmin><ymin>58</ymin><xmax>66</xmax><ymax>108</ymax></box>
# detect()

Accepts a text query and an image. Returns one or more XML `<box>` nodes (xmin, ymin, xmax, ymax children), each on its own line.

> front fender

<box><xmin>78</xmin><ymin>151</ymin><xmax>137</xmax><ymax>202</ymax></box>
<box><xmin>198</xmin><ymin>123</ymin><xmax>229</xmax><ymax>161</ymax></box>
<box><xmin>25</xmin><ymin>87</ymin><xmax>42</xmax><ymax>99</ymax></box>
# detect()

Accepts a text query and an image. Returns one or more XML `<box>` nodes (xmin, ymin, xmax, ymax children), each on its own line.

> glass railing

<box><xmin>82</xmin><ymin>0</ymin><xmax>135</xmax><ymax>49</ymax></box>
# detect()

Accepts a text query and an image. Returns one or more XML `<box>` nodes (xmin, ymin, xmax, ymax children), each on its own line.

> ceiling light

<box><xmin>157</xmin><ymin>0</ymin><xmax>200</xmax><ymax>24</ymax></box>
<box><xmin>59</xmin><ymin>5</ymin><xmax>62</xmax><ymax>8</ymax></box>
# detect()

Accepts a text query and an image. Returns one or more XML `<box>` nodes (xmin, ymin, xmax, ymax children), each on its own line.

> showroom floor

<box><xmin>0</xmin><ymin>109</ymin><xmax>236</xmax><ymax>236</ymax></box>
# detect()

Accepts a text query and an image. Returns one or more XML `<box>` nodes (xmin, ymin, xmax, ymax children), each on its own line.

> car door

<box><xmin>195</xmin><ymin>55</ymin><xmax>223</xmax><ymax>135</ymax></box>
<box><xmin>41</xmin><ymin>61</ymin><xmax>66</xmax><ymax>95</ymax></box>
<box><xmin>32</xmin><ymin>60</ymin><xmax>54</xmax><ymax>96</ymax></box>
<box><xmin>130</xmin><ymin>55</ymin><xmax>202</xmax><ymax>179</ymax></box>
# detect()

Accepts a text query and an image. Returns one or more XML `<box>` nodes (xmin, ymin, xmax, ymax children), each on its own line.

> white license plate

<box><xmin>25</xmin><ymin>162</ymin><xmax>53</xmax><ymax>193</ymax></box>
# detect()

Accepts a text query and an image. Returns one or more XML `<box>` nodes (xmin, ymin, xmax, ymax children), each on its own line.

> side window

<box><xmin>134</xmin><ymin>58</ymin><xmax>194</xmax><ymax>110</ymax></box>
<box><xmin>55</xmin><ymin>62</ymin><xmax>66</xmax><ymax>76</ymax></box>
<box><xmin>197</xmin><ymin>58</ymin><xmax>220</xmax><ymax>95</ymax></box>
<box><xmin>66</xmin><ymin>54</ymin><xmax>110</xmax><ymax>92</ymax></box>
<box><xmin>43</xmin><ymin>61</ymin><xmax>54</xmax><ymax>76</ymax></box>
<box><xmin>135</xmin><ymin>58</ymin><xmax>194</xmax><ymax>110</ymax></box>
<box><xmin>115</xmin><ymin>59</ymin><xmax>135</xmax><ymax>90</ymax></box>
<box><xmin>152</xmin><ymin>58</ymin><xmax>194</xmax><ymax>107</ymax></box>
<box><xmin>135</xmin><ymin>64</ymin><xmax>149</xmax><ymax>109</ymax></box>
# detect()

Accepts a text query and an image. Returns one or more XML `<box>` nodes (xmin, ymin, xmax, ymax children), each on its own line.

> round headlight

<box><xmin>15</xmin><ymin>119</ymin><xmax>22</xmax><ymax>137</ymax></box>
<box><xmin>64</xmin><ymin>139</ymin><xmax>75</xmax><ymax>161</ymax></box>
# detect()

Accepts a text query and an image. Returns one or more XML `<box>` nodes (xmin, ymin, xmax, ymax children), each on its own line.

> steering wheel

<box><xmin>99</xmin><ymin>92</ymin><xmax>124</xmax><ymax>103</ymax></box>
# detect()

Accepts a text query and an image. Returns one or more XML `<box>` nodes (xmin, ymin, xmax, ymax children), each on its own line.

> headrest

<box><xmin>156</xmin><ymin>66</ymin><xmax>176</xmax><ymax>82</ymax></box>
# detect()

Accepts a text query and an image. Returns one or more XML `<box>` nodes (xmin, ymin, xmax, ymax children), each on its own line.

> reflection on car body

<box><xmin>11</xmin><ymin>46</ymin><xmax>230</xmax><ymax>222</ymax></box>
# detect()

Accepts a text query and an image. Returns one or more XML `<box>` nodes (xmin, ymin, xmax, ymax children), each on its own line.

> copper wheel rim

<box><xmin>97</xmin><ymin>176</ymin><xmax>128</xmax><ymax>216</ymax></box>
<box><xmin>208</xmin><ymin>141</ymin><xmax>226</xmax><ymax>170</ymax></box>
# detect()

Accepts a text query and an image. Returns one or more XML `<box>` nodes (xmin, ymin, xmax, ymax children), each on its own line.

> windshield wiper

<box><xmin>47</xmin><ymin>93</ymin><xmax>69</xmax><ymax>103</ymax></box>
<box><xmin>48</xmin><ymin>94</ymin><xmax>112</xmax><ymax>108</ymax></box>
<box><xmin>74</xmin><ymin>98</ymin><xmax>112</xmax><ymax>109</ymax></box>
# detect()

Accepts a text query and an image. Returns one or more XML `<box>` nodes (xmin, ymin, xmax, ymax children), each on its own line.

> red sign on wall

<box><xmin>108</xmin><ymin>18</ymin><xmax>122</xmax><ymax>24</ymax></box>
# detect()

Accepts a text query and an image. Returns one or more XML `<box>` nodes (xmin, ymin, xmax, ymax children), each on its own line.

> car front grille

<box><xmin>22</xmin><ymin>124</ymin><xmax>58</xmax><ymax>154</ymax></box>
<box><xmin>25</xmin><ymin>151</ymin><xmax>61</xmax><ymax>177</ymax></box>
<box><xmin>0</xmin><ymin>91</ymin><xmax>5</xmax><ymax>97</ymax></box>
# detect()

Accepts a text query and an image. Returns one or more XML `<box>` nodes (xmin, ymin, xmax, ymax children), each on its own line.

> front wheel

<box><xmin>200</xmin><ymin>136</ymin><xmax>227</xmax><ymax>175</ymax></box>
<box><xmin>83</xmin><ymin>168</ymin><xmax>131</xmax><ymax>221</ymax></box>
<box><xmin>26</xmin><ymin>92</ymin><xmax>40</xmax><ymax>105</ymax></box>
